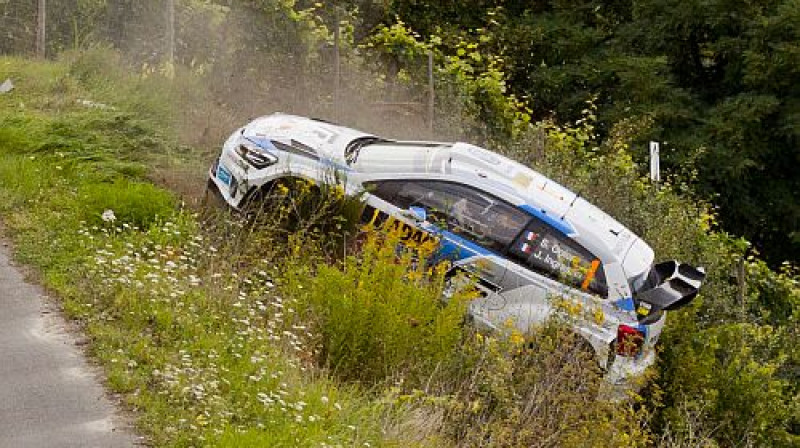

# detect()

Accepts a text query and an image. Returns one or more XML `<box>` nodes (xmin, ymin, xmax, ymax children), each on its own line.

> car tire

<box><xmin>202</xmin><ymin>178</ymin><xmax>229</xmax><ymax>211</ymax></box>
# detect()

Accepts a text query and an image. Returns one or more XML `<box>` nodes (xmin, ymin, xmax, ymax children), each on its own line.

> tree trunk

<box><xmin>166</xmin><ymin>0</ymin><xmax>175</xmax><ymax>64</ymax></box>
<box><xmin>107</xmin><ymin>0</ymin><xmax>130</xmax><ymax>50</ymax></box>
<box><xmin>333</xmin><ymin>7</ymin><xmax>340</xmax><ymax>119</ymax></box>
<box><xmin>427</xmin><ymin>50</ymin><xmax>435</xmax><ymax>135</ymax></box>
<box><xmin>36</xmin><ymin>0</ymin><xmax>46</xmax><ymax>58</ymax></box>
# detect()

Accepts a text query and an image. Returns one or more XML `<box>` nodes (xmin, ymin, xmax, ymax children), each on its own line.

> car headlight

<box><xmin>234</xmin><ymin>141</ymin><xmax>278</xmax><ymax>169</ymax></box>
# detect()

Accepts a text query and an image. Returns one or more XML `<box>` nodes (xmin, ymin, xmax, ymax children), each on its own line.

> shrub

<box><xmin>243</xmin><ymin>176</ymin><xmax>365</xmax><ymax>249</ymax></box>
<box><xmin>285</xmin><ymin>230</ymin><xmax>469</xmax><ymax>386</ymax></box>
<box><xmin>379</xmin><ymin>322</ymin><xmax>651</xmax><ymax>448</ymax></box>
<box><xmin>655</xmin><ymin>315</ymin><xmax>798</xmax><ymax>447</ymax></box>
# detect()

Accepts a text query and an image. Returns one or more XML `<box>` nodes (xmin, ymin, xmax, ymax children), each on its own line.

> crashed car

<box><xmin>207</xmin><ymin>113</ymin><xmax>705</xmax><ymax>387</ymax></box>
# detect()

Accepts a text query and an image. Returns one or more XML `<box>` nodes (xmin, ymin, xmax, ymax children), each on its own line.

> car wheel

<box><xmin>202</xmin><ymin>178</ymin><xmax>229</xmax><ymax>211</ymax></box>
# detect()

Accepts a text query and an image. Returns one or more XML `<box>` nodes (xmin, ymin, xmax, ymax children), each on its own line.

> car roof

<box><xmin>246</xmin><ymin>113</ymin><xmax>654</xmax><ymax>279</ymax></box>
<box><xmin>353</xmin><ymin>140</ymin><xmax>652</xmax><ymax>266</ymax></box>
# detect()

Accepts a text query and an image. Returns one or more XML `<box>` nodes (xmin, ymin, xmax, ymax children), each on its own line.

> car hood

<box><xmin>243</xmin><ymin>113</ymin><xmax>373</xmax><ymax>164</ymax></box>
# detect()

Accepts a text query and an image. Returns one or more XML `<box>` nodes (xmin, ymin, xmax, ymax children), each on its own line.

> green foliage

<box><xmin>363</xmin><ymin>17</ymin><xmax>531</xmax><ymax>140</ymax></box>
<box><xmin>366</xmin><ymin>20</ymin><xmax>431</xmax><ymax>62</ymax></box>
<box><xmin>285</xmin><ymin>231</ymin><xmax>468</xmax><ymax>385</ymax></box>
<box><xmin>439</xmin><ymin>324</ymin><xmax>651</xmax><ymax>448</ymax></box>
<box><xmin>440</xmin><ymin>49</ymin><xmax>531</xmax><ymax>140</ymax></box>
<box><xmin>77</xmin><ymin>181</ymin><xmax>175</xmax><ymax>228</ymax></box>
<box><xmin>657</xmin><ymin>315</ymin><xmax>798</xmax><ymax>447</ymax></box>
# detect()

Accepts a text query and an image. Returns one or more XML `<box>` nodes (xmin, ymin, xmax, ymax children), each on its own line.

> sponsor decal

<box><xmin>216</xmin><ymin>164</ymin><xmax>232</xmax><ymax>186</ymax></box>
<box><xmin>361</xmin><ymin>206</ymin><xmax>439</xmax><ymax>253</ymax></box>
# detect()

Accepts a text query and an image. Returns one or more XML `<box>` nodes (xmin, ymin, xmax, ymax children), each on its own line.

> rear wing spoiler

<box><xmin>635</xmin><ymin>261</ymin><xmax>706</xmax><ymax>312</ymax></box>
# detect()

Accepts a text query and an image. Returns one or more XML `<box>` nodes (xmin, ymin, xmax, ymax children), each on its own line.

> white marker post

<box><xmin>650</xmin><ymin>141</ymin><xmax>661</xmax><ymax>184</ymax></box>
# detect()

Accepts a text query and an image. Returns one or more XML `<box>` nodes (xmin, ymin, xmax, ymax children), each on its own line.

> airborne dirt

<box><xmin>0</xmin><ymin>240</ymin><xmax>138</xmax><ymax>448</ymax></box>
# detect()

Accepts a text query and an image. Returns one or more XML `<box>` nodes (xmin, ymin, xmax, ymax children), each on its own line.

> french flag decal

<box><xmin>521</xmin><ymin>242</ymin><xmax>533</xmax><ymax>254</ymax></box>
<box><xmin>525</xmin><ymin>231</ymin><xmax>538</xmax><ymax>241</ymax></box>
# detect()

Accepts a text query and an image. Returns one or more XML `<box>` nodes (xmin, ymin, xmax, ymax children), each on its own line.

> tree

<box><xmin>36</xmin><ymin>0</ymin><xmax>46</xmax><ymax>58</ymax></box>
<box><xmin>368</xmin><ymin>0</ymin><xmax>799</xmax><ymax>264</ymax></box>
<box><xmin>625</xmin><ymin>0</ymin><xmax>800</xmax><ymax>264</ymax></box>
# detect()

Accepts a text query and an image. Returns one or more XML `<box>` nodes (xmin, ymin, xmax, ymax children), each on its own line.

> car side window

<box><xmin>365</xmin><ymin>180</ymin><xmax>530</xmax><ymax>254</ymax></box>
<box><xmin>509</xmin><ymin>221</ymin><xmax>608</xmax><ymax>297</ymax></box>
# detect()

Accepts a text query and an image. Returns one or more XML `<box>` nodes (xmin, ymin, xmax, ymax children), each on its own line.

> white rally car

<box><xmin>207</xmin><ymin>113</ymin><xmax>705</xmax><ymax>387</ymax></box>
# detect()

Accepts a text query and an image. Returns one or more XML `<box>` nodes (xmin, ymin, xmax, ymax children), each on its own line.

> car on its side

<box><xmin>207</xmin><ymin>113</ymin><xmax>705</xmax><ymax>388</ymax></box>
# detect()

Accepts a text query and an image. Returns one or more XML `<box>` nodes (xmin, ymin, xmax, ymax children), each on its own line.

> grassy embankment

<box><xmin>0</xmin><ymin>52</ymin><xmax>648</xmax><ymax>447</ymax></box>
<box><xmin>0</xmin><ymin>54</ymin><xmax>408</xmax><ymax>447</ymax></box>
<box><xmin>1</xmin><ymin>51</ymin><xmax>797</xmax><ymax>447</ymax></box>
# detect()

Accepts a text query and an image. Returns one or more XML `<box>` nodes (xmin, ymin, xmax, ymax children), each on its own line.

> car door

<box><xmin>478</xmin><ymin>216</ymin><xmax>612</xmax><ymax>337</ymax></box>
<box><xmin>359</xmin><ymin>179</ymin><xmax>441</xmax><ymax>253</ymax></box>
<box><xmin>362</xmin><ymin>179</ymin><xmax>531</xmax><ymax>290</ymax></box>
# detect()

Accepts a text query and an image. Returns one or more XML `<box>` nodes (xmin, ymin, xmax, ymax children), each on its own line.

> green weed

<box><xmin>1</xmin><ymin>50</ymin><xmax>796</xmax><ymax>448</ymax></box>
<box><xmin>284</xmin><ymin>230</ymin><xmax>468</xmax><ymax>386</ymax></box>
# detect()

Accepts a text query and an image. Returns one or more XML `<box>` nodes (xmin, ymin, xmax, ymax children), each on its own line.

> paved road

<box><xmin>0</xmin><ymin>242</ymin><xmax>137</xmax><ymax>448</ymax></box>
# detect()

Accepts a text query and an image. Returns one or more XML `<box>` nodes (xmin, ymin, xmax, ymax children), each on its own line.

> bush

<box><xmin>285</xmin><ymin>230</ymin><xmax>469</xmax><ymax>386</ymax></box>
<box><xmin>378</xmin><ymin>323</ymin><xmax>651</xmax><ymax>447</ymax></box>
<box><xmin>243</xmin><ymin>176</ymin><xmax>365</xmax><ymax>249</ymax></box>
<box><xmin>655</xmin><ymin>316</ymin><xmax>798</xmax><ymax>447</ymax></box>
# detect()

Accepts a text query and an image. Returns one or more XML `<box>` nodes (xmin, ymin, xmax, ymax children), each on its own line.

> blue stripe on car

<box><xmin>613</xmin><ymin>297</ymin><xmax>636</xmax><ymax>311</ymax></box>
<box><xmin>243</xmin><ymin>136</ymin><xmax>279</xmax><ymax>155</ymax></box>
<box><xmin>434</xmin><ymin>230</ymin><xmax>492</xmax><ymax>263</ymax></box>
<box><xmin>519</xmin><ymin>204</ymin><xmax>576</xmax><ymax>236</ymax></box>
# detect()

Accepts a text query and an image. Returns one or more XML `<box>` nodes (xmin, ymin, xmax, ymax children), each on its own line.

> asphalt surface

<box><xmin>0</xmin><ymin>241</ymin><xmax>138</xmax><ymax>448</ymax></box>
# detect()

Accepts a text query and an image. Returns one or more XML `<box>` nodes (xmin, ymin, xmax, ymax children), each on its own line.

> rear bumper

<box><xmin>599</xmin><ymin>348</ymin><xmax>655</xmax><ymax>400</ymax></box>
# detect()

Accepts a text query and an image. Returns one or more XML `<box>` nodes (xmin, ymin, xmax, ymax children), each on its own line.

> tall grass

<box><xmin>1</xmin><ymin>49</ymin><xmax>796</xmax><ymax>447</ymax></box>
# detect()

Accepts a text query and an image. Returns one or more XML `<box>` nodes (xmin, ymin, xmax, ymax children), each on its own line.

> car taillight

<box><xmin>616</xmin><ymin>325</ymin><xmax>645</xmax><ymax>357</ymax></box>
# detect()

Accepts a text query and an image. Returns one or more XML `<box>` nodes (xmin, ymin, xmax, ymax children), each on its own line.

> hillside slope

<box><xmin>0</xmin><ymin>53</ymin><xmax>798</xmax><ymax>447</ymax></box>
